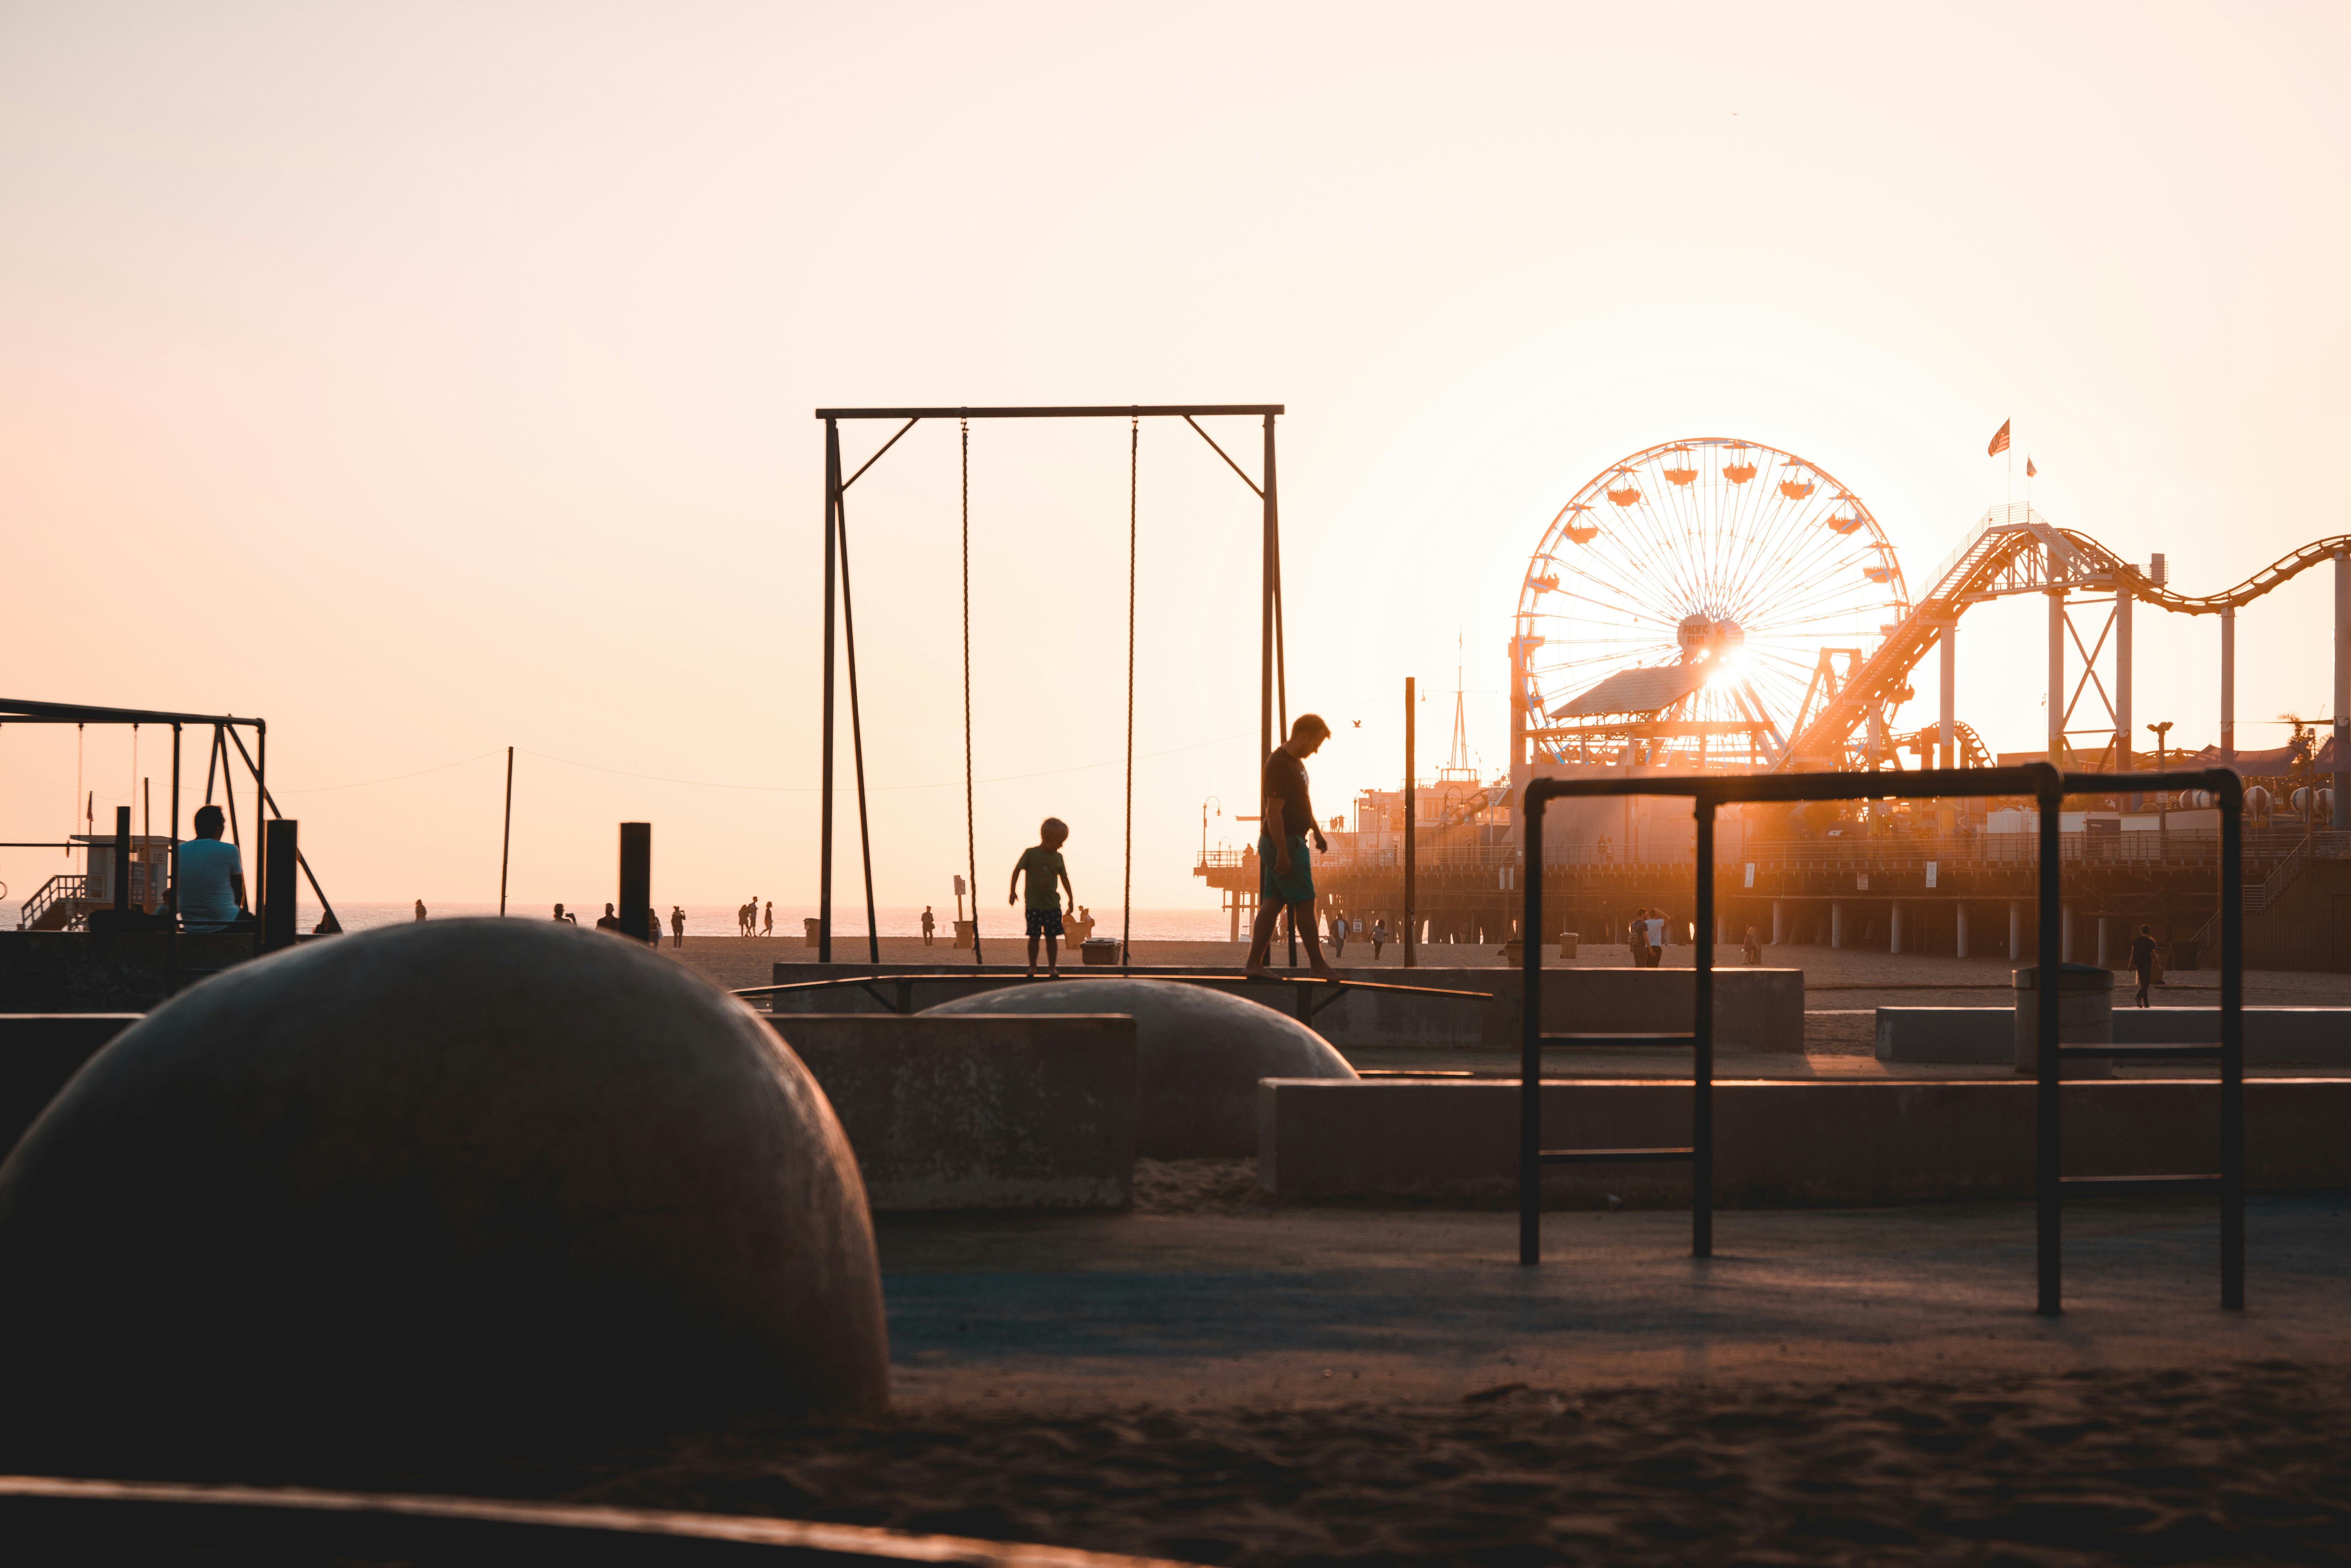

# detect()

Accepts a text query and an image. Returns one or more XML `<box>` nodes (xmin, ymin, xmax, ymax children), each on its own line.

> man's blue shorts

<box><xmin>1259</xmin><ymin>833</ymin><xmax>1315</xmax><ymax>905</ymax></box>
<box><xmin>1025</xmin><ymin>906</ymin><xmax>1065</xmax><ymax>938</ymax></box>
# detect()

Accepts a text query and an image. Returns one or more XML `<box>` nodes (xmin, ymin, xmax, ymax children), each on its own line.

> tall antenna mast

<box><xmin>1444</xmin><ymin>631</ymin><xmax>1473</xmax><ymax>779</ymax></box>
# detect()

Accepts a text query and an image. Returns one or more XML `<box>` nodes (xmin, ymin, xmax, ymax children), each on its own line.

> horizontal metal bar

<box><xmin>2061</xmin><ymin>1042</ymin><xmax>2224</xmax><ymax>1059</ymax></box>
<box><xmin>1541</xmin><ymin>1033</ymin><xmax>1697</xmax><ymax>1047</ymax></box>
<box><xmin>813</xmin><ymin>404</ymin><xmax>1282</xmax><ymax>420</ymax></box>
<box><xmin>0</xmin><ymin>701</ymin><xmax>260</xmax><ymax>728</ymax></box>
<box><xmin>1539</xmin><ymin>1148</ymin><xmax>1696</xmax><ymax>1165</ymax></box>
<box><xmin>1525</xmin><ymin>764</ymin><xmax>2242</xmax><ymax>811</ymax></box>
<box><xmin>2060</xmin><ymin>1174</ymin><xmax>2223</xmax><ymax>1193</ymax></box>
<box><xmin>733</xmin><ymin>970</ymin><xmax>1488</xmax><ymax>1001</ymax></box>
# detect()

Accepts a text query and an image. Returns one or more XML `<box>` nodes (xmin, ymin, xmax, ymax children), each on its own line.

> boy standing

<box><xmin>1010</xmin><ymin>817</ymin><xmax>1076</xmax><ymax>978</ymax></box>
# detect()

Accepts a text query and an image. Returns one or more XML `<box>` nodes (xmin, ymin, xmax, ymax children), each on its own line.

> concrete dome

<box><xmin>921</xmin><ymin>979</ymin><xmax>1356</xmax><ymax>1157</ymax></box>
<box><xmin>0</xmin><ymin>919</ymin><xmax>886</xmax><ymax>1477</ymax></box>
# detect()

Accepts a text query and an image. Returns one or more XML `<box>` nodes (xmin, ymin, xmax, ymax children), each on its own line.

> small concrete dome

<box><xmin>922</xmin><ymin>979</ymin><xmax>1356</xmax><ymax>1157</ymax></box>
<box><xmin>0</xmin><ymin>919</ymin><xmax>886</xmax><ymax>1477</ymax></box>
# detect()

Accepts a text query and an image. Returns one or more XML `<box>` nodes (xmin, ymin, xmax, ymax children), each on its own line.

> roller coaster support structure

<box><xmin>1781</xmin><ymin>506</ymin><xmax>2351</xmax><ymax>795</ymax></box>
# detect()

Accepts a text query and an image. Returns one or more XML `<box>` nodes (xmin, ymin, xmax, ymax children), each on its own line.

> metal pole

<box><xmin>253</xmin><ymin>721</ymin><xmax>267</xmax><ymax>958</ymax></box>
<box><xmin>2220</xmin><ymin>606</ymin><xmax>2235</xmax><ymax>761</ymax></box>
<box><xmin>836</xmin><ymin>477</ymin><xmax>881</xmax><ymax>964</ymax></box>
<box><xmin>166</xmin><ymin>723</ymin><xmax>179</xmax><ymax>993</ymax></box>
<box><xmin>1519</xmin><ymin>788</ymin><xmax>1544</xmax><ymax>1265</ymax></box>
<box><xmin>2220</xmin><ymin>775</ymin><xmax>2245</xmax><ymax>1309</ymax></box>
<box><xmin>2334</xmin><ymin>552</ymin><xmax>2348</xmax><ymax>823</ymax></box>
<box><xmin>499</xmin><ymin>746</ymin><xmax>514</xmax><ymax>916</ymax></box>
<box><xmin>819</xmin><ymin>419</ymin><xmax>839</xmax><ymax>964</ymax></box>
<box><xmin>112</xmin><ymin>806</ymin><xmax>130</xmax><ymax>913</ymax></box>
<box><xmin>1404</xmin><ymin>677</ymin><xmax>1417</xmax><ymax>968</ymax></box>
<box><xmin>1266</xmin><ymin>415</ymin><xmax>1294</xmax><ymax>970</ymax></box>
<box><xmin>2047</xmin><ymin>587</ymin><xmax>2066</xmax><ymax>766</ymax></box>
<box><xmin>2036</xmin><ymin>766</ymin><xmax>2063</xmax><ymax>1315</ymax></box>
<box><xmin>1693</xmin><ymin>799</ymin><xmax>1715</xmax><ymax>1259</ymax></box>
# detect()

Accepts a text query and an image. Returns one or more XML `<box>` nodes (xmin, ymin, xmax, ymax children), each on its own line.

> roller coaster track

<box><xmin>1777</xmin><ymin>504</ymin><xmax>2351</xmax><ymax>772</ymax></box>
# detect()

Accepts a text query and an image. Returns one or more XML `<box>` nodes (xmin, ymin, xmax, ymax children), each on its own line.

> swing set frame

<box><xmin>814</xmin><ymin>404</ymin><xmax>1290</xmax><ymax>964</ymax></box>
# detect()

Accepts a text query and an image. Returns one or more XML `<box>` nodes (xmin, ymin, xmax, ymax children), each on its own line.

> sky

<box><xmin>3</xmin><ymin>1</ymin><xmax>2347</xmax><ymax>915</ymax></box>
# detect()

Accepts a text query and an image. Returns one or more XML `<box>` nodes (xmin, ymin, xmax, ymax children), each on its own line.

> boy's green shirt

<box><xmin>1015</xmin><ymin>846</ymin><xmax>1066</xmax><ymax>910</ymax></box>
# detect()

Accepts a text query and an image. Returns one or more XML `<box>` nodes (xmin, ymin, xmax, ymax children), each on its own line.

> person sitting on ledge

<box><xmin>175</xmin><ymin>805</ymin><xmax>250</xmax><ymax>934</ymax></box>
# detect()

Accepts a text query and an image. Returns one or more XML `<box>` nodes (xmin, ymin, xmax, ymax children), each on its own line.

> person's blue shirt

<box><xmin>177</xmin><ymin>837</ymin><xmax>243</xmax><ymax>930</ymax></box>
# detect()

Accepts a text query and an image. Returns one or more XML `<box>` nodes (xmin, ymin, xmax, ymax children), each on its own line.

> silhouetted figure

<box><xmin>414</xmin><ymin>899</ymin><xmax>427</xmax><ymax>922</ymax></box>
<box><xmin>763</xmin><ymin>900</ymin><xmax>774</xmax><ymax>937</ymax></box>
<box><xmin>1371</xmin><ymin>918</ymin><xmax>1387</xmax><ymax>960</ymax></box>
<box><xmin>1742</xmin><ymin>925</ymin><xmax>1762</xmax><ymax>965</ymax></box>
<box><xmin>2131</xmin><ymin>924</ymin><xmax>2157</xmax><ymax>1006</ymax></box>
<box><xmin>594</xmin><ymin>902</ymin><xmax>622</xmax><ymax>933</ymax></box>
<box><xmin>671</xmin><ymin>905</ymin><xmax>686</xmax><ymax>948</ymax></box>
<box><xmin>553</xmin><ymin>902</ymin><xmax>578</xmax><ymax>925</ymax></box>
<box><xmin>177</xmin><ymin>804</ymin><xmax>249</xmax><ymax>934</ymax></box>
<box><xmin>1329</xmin><ymin>909</ymin><xmax>1348</xmax><ymax>957</ymax></box>
<box><xmin>1244</xmin><ymin>715</ymin><xmax>1336</xmax><ymax>981</ymax></box>
<box><xmin>1011</xmin><ymin>817</ymin><xmax>1076</xmax><ymax>979</ymax></box>
<box><xmin>921</xmin><ymin>906</ymin><xmax>936</xmax><ymax>945</ymax></box>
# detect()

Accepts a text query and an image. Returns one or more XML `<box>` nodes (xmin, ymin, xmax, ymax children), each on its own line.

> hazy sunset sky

<box><xmin>4</xmin><ymin>2</ymin><xmax>2347</xmax><ymax>914</ymax></box>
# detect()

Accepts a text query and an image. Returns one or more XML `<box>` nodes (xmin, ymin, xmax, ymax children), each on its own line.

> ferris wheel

<box><xmin>1514</xmin><ymin>437</ymin><xmax>1910</xmax><ymax>768</ymax></box>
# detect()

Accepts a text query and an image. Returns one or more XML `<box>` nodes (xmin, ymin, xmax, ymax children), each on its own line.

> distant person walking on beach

<box><xmin>763</xmin><ymin>900</ymin><xmax>774</xmax><ymax>937</ymax></box>
<box><xmin>1329</xmin><ymin>909</ymin><xmax>1347</xmax><ymax>958</ymax></box>
<box><xmin>1245</xmin><ymin>715</ymin><xmax>1336</xmax><ymax>980</ymax></box>
<box><xmin>1629</xmin><ymin>907</ymin><xmax>1653</xmax><ymax>967</ymax></box>
<box><xmin>921</xmin><ymin>905</ymin><xmax>936</xmax><ymax>945</ymax></box>
<box><xmin>2131</xmin><ymin>924</ymin><xmax>2157</xmax><ymax>1006</ymax></box>
<box><xmin>1371</xmin><ymin>918</ymin><xmax>1387</xmax><ymax>960</ymax></box>
<box><xmin>1010</xmin><ymin>817</ymin><xmax>1076</xmax><ymax>979</ymax></box>
<box><xmin>671</xmin><ymin>905</ymin><xmax>686</xmax><ymax>948</ymax></box>
<box><xmin>1742</xmin><ymin>925</ymin><xmax>1762</xmax><ymax>965</ymax></box>
<box><xmin>175</xmin><ymin>804</ymin><xmax>248</xmax><ymax>934</ymax></box>
<box><xmin>414</xmin><ymin>899</ymin><xmax>426</xmax><ymax>921</ymax></box>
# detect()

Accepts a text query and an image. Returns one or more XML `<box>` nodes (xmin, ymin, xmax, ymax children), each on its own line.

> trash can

<box><xmin>1558</xmin><ymin>932</ymin><xmax>1578</xmax><ymax>960</ymax></box>
<box><xmin>2013</xmin><ymin>962</ymin><xmax>2115</xmax><ymax>1077</ymax></box>
<box><xmin>1080</xmin><ymin>937</ymin><xmax>1122</xmax><ymax>967</ymax></box>
<box><xmin>802</xmin><ymin>917</ymin><xmax>822</xmax><ymax>949</ymax></box>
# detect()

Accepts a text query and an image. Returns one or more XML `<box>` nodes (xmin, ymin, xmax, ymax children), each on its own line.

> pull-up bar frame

<box><xmin>812</xmin><ymin>405</ymin><xmax>1288</xmax><ymax>964</ymax></box>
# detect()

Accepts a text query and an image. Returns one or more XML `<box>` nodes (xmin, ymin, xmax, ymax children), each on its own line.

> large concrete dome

<box><xmin>0</xmin><ymin>919</ymin><xmax>887</xmax><ymax>1477</ymax></box>
<box><xmin>922</xmin><ymin>979</ymin><xmax>1356</xmax><ymax>1157</ymax></box>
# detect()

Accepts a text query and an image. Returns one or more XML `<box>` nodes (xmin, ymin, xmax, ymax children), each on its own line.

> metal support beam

<box><xmin>1956</xmin><ymin>901</ymin><xmax>1971</xmax><ymax>959</ymax></box>
<box><xmin>262</xmin><ymin>819</ymin><xmax>298</xmax><ymax>953</ymax></box>
<box><xmin>2220</xmin><ymin>606</ymin><xmax>2235</xmax><ymax>760</ymax></box>
<box><xmin>2335</xmin><ymin>551</ymin><xmax>2348</xmax><ymax>821</ymax></box>
<box><xmin>2047</xmin><ymin>587</ymin><xmax>2066</xmax><ymax>764</ymax></box>
<box><xmin>2115</xmin><ymin>588</ymin><xmax>2134</xmax><ymax>802</ymax></box>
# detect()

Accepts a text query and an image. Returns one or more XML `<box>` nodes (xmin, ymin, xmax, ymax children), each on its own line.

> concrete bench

<box><xmin>1877</xmin><ymin>1006</ymin><xmax>2351</xmax><ymax>1065</ymax></box>
<box><xmin>768</xmin><ymin>1014</ymin><xmax>1136</xmax><ymax>1210</ymax></box>
<box><xmin>1256</xmin><ymin>1075</ymin><xmax>2351</xmax><ymax>1205</ymax></box>
<box><xmin>765</xmin><ymin>963</ymin><xmax>1805</xmax><ymax>1053</ymax></box>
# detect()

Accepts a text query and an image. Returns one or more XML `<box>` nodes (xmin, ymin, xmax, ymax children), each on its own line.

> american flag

<box><xmin>1987</xmin><ymin>419</ymin><xmax>2012</xmax><ymax>457</ymax></box>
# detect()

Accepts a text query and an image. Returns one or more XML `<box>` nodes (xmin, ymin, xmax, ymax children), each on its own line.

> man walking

<box><xmin>1244</xmin><ymin>715</ymin><xmax>1336</xmax><ymax>980</ymax></box>
<box><xmin>921</xmin><ymin>905</ymin><xmax>937</xmax><ymax>946</ymax></box>
<box><xmin>2130</xmin><ymin>923</ymin><xmax>2157</xmax><ymax>1007</ymax></box>
<box><xmin>1329</xmin><ymin>907</ymin><xmax>1347</xmax><ymax>959</ymax></box>
<box><xmin>670</xmin><ymin>905</ymin><xmax>686</xmax><ymax>948</ymax></box>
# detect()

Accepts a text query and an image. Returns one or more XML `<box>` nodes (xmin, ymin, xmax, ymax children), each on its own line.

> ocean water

<box><xmin>314</xmin><ymin>901</ymin><xmax>1239</xmax><ymax>941</ymax></box>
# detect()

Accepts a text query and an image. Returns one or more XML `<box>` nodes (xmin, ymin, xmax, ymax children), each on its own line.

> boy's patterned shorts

<box><xmin>1026</xmin><ymin>907</ymin><xmax>1065</xmax><ymax>938</ymax></box>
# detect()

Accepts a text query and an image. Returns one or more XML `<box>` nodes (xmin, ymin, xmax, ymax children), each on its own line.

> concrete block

<box><xmin>1875</xmin><ymin>1006</ymin><xmax>2351</xmax><ymax>1065</ymax></box>
<box><xmin>0</xmin><ymin>1015</ymin><xmax>143</xmax><ymax>1159</ymax></box>
<box><xmin>769</xmin><ymin>1014</ymin><xmax>1136</xmax><ymax>1209</ymax></box>
<box><xmin>0</xmin><ymin>932</ymin><xmax>268</xmax><ymax>1012</ymax></box>
<box><xmin>1257</xmin><ymin>1076</ymin><xmax>2351</xmax><ymax>1205</ymax></box>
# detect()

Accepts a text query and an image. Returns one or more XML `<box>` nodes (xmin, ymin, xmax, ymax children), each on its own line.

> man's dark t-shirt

<box><xmin>1266</xmin><ymin>747</ymin><xmax>1317</xmax><ymax>838</ymax></box>
<box><xmin>2130</xmin><ymin>934</ymin><xmax>2156</xmax><ymax>972</ymax></box>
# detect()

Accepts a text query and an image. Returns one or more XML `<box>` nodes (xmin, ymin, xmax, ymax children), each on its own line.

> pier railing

<box><xmin>1519</xmin><ymin>763</ymin><xmax>2246</xmax><ymax>1318</ymax></box>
